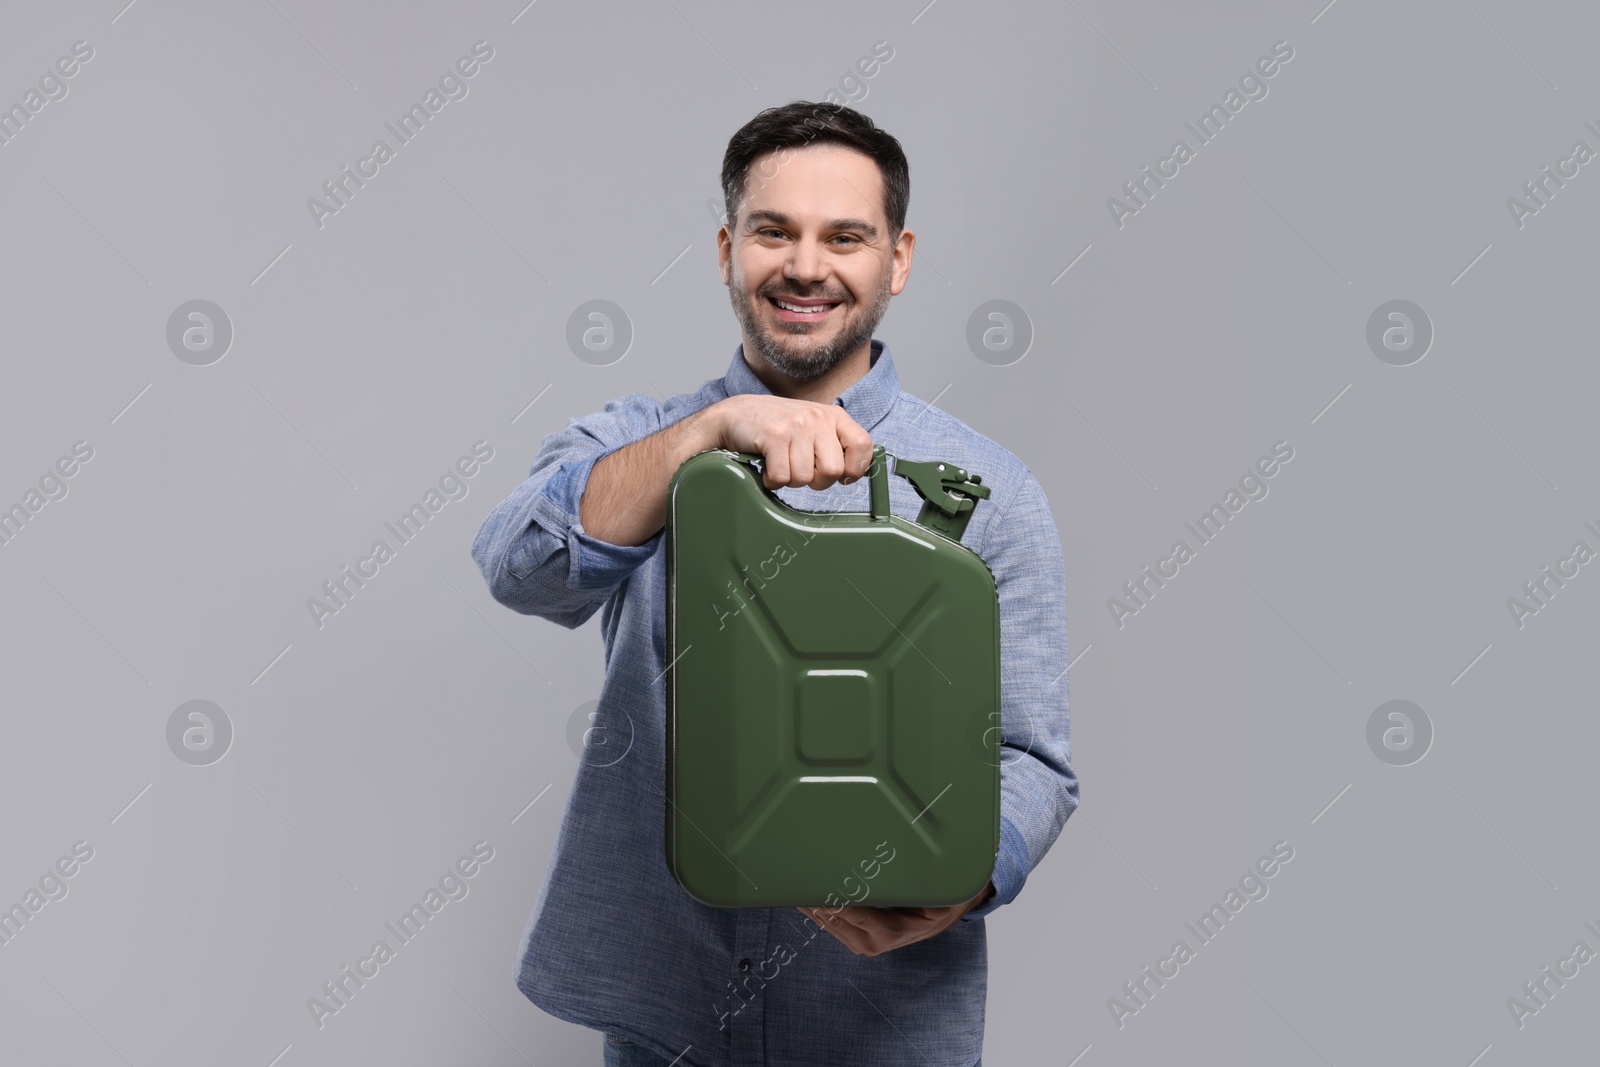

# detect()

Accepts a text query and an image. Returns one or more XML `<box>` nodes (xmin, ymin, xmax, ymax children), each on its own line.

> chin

<box><xmin>759</xmin><ymin>345</ymin><xmax>848</xmax><ymax>382</ymax></box>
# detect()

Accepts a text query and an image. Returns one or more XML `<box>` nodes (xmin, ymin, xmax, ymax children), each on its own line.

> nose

<box><xmin>784</xmin><ymin>233</ymin><xmax>830</xmax><ymax>288</ymax></box>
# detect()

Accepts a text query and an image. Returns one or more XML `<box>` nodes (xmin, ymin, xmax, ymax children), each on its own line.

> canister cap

<box><xmin>874</xmin><ymin>446</ymin><xmax>990</xmax><ymax>540</ymax></box>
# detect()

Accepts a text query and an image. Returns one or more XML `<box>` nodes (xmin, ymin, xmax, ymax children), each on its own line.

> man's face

<box><xmin>718</xmin><ymin>144</ymin><xmax>913</xmax><ymax>382</ymax></box>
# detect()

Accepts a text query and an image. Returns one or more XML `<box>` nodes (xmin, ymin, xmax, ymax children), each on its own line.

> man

<box><xmin>472</xmin><ymin>101</ymin><xmax>1077</xmax><ymax>1067</ymax></box>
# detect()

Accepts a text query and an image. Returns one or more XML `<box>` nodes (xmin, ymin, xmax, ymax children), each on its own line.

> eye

<box><xmin>758</xmin><ymin>228</ymin><xmax>787</xmax><ymax>239</ymax></box>
<box><xmin>831</xmin><ymin>234</ymin><xmax>859</xmax><ymax>246</ymax></box>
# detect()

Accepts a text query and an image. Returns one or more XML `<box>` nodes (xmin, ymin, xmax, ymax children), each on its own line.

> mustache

<box><xmin>762</xmin><ymin>287</ymin><xmax>849</xmax><ymax>302</ymax></box>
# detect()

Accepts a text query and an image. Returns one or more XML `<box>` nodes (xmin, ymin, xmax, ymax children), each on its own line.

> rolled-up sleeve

<box><xmin>961</xmin><ymin>469</ymin><xmax>1078</xmax><ymax>921</ymax></box>
<box><xmin>471</xmin><ymin>392</ymin><xmax>666</xmax><ymax>629</ymax></box>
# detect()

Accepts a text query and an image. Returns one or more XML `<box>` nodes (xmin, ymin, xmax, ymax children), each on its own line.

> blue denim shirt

<box><xmin>472</xmin><ymin>340</ymin><xmax>1077</xmax><ymax>1066</ymax></box>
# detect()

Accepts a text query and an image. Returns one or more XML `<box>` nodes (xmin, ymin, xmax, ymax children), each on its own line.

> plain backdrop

<box><xmin>2</xmin><ymin>1</ymin><xmax>1597</xmax><ymax>1064</ymax></box>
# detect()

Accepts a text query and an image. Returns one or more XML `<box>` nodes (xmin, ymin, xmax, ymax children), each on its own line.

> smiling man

<box><xmin>472</xmin><ymin>101</ymin><xmax>1077</xmax><ymax>1067</ymax></box>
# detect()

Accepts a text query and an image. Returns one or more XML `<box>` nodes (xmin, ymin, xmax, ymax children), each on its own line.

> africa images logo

<box><xmin>306</xmin><ymin>441</ymin><xmax>494</xmax><ymax>630</ymax></box>
<box><xmin>306</xmin><ymin>41</ymin><xmax>495</xmax><ymax>230</ymax></box>
<box><xmin>1108</xmin><ymin>840</ymin><xmax>1295</xmax><ymax>1028</ymax></box>
<box><xmin>1107</xmin><ymin>39</ymin><xmax>1295</xmax><ymax>229</ymax></box>
<box><xmin>305</xmin><ymin>841</ymin><xmax>494</xmax><ymax>1030</ymax></box>
<box><xmin>1107</xmin><ymin>441</ymin><xmax>1294</xmax><ymax>630</ymax></box>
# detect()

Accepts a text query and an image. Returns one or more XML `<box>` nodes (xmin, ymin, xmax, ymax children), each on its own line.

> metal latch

<box><xmin>869</xmin><ymin>445</ymin><xmax>990</xmax><ymax>541</ymax></box>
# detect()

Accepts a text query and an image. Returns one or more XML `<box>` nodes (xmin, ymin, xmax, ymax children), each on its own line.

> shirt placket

<box><xmin>729</xmin><ymin>907</ymin><xmax>772</xmax><ymax>1065</ymax></box>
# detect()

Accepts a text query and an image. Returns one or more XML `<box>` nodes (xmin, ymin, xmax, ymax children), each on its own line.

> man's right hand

<box><xmin>710</xmin><ymin>394</ymin><xmax>875</xmax><ymax>492</ymax></box>
<box><xmin>578</xmin><ymin>393</ymin><xmax>875</xmax><ymax>547</ymax></box>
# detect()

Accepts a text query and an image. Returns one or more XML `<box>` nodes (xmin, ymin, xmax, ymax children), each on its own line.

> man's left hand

<box><xmin>797</xmin><ymin>881</ymin><xmax>995</xmax><ymax>956</ymax></box>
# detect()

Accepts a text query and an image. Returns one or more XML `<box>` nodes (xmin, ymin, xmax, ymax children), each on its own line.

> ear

<box><xmin>716</xmin><ymin>223</ymin><xmax>732</xmax><ymax>285</ymax></box>
<box><xmin>889</xmin><ymin>227</ymin><xmax>915</xmax><ymax>295</ymax></box>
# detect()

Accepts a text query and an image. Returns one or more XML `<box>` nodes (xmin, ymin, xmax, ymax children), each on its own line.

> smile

<box><xmin>769</xmin><ymin>297</ymin><xmax>842</xmax><ymax>321</ymax></box>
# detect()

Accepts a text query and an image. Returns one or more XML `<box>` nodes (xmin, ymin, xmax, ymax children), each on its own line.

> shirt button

<box><xmin>738</xmin><ymin>957</ymin><xmax>752</xmax><ymax>972</ymax></box>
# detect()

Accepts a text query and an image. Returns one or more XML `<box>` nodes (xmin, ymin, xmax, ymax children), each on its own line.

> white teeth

<box><xmin>775</xmin><ymin>300</ymin><xmax>834</xmax><ymax>314</ymax></box>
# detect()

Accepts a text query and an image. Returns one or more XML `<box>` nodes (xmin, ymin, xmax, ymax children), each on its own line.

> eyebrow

<box><xmin>743</xmin><ymin>209</ymin><xmax>880</xmax><ymax>242</ymax></box>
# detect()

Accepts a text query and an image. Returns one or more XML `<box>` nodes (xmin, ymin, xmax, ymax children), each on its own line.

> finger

<box><xmin>818</xmin><ymin>905</ymin><xmax>886</xmax><ymax>946</ymax></box>
<box><xmin>819</xmin><ymin>902</ymin><xmax>960</xmax><ymax>956</ymax></box>
<box><xmin>864</xmin><ymin>907</ymin><xmax>947</xmax><ymax>945</ymax></box>
<box><xmin>830</xmin><ymin>906</ymin><xmax>902</xmax><ymax>941</ymax></box>
<box><xmin>804</xmin><ymin>904</ymin><xmax>855</xmax><ymax>929</ymax></box>
<box><xmin>762</xmin><ymin>440</ymin><xmax>790</xmax><ymax>490</ymax></box>
<box><xmin>811</xmin><ymin>429</ymin><xmax>846</xmax><ymax>490</ymax></box>
<box><xmin>821</xmin><ymin>902</ymin><xmax>871</xmax><ymax>924</ymax></box>
<box><xmin>838</xmin><ymin>421</ymin><xmax>874</xmax><ymax>485</ymax></box>
<box><xmin>787</xmin><ymin>436</ymin><xmax>814</xmax><ymax>489</ymax></box>
<box><xmin>872</xmin><ymin>910</ymin><xmax>933</xmax><ymax>936</ymax></box>
<box><xmin>805</xmin><ymin>906</ymin><xmax>870</xmax><ymax>953</ymax></box>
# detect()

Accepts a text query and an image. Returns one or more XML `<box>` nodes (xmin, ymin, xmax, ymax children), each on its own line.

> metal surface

<box><xmin>664</xmin><ymin>446</ymin><xmax>1001</xmax><ymax>908</ymax></box>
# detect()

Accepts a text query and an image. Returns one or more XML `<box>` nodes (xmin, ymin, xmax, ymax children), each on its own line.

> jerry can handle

<box><xmin>719</xmin><ymin>446</ymin><xmax>896</xmax><ymax>517</ymax></box>
<box><xmin>868</xmin><ymin>445</ymin><xmax>892</xmax><ymax>520</ymax></box>
<box><xmin>723</xmin><ymin>445</ymin><xmax>990</xmax><ymax>541</ymax></box>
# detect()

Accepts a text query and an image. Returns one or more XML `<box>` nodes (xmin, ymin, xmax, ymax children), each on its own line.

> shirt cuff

<box><xmin>534</xmin><ymin>444</ymin><xmax>663</xmax><ymax>589</ymax></box>
<box><xmin>961</xmin><ymin>814</ymin><xmax>1028</xmax><ymax>922</ymax></box>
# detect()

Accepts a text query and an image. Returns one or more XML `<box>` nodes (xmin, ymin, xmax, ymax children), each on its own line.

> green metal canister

<box><xmin>664</xmin><ymin>445</ymin><xmax>1000</xmax><ymax>908</ymax></box>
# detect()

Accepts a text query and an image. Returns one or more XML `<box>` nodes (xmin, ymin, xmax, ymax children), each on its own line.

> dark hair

<box><xmin>721</xmin><ymin>101</ymin><xmax>910</xmax><ymax>241</ymax></box>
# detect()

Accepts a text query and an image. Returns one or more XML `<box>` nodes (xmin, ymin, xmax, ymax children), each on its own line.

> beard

<box><xmin>729</xmin><ymin>266</ymin><xmax>893</xmax><ymax>382</ymax></box>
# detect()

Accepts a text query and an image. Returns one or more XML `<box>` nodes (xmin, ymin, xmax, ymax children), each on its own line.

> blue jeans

<box><xmin>602</xmin><ymin>1030</ymin><xmax>981</xmax><ymax>1066</ymax></box>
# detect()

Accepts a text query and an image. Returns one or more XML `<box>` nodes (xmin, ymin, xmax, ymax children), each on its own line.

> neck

<box><xmin>741</xmin><ymin>340</ymin><xmax>874</xmax><ymax>405</ymax></box>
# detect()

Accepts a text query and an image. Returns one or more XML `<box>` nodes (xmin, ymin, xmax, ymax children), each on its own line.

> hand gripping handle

<box><xmin>724</xmin><ymin>445</ymin><xmax>991</xmax><ymax>542</ymax></box>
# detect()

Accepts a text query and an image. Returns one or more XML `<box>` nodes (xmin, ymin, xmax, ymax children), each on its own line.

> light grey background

<box><xmin>2</xmin><ymin>1</ymin><xmax>1596</xmax><ymax>1064</ymax></box>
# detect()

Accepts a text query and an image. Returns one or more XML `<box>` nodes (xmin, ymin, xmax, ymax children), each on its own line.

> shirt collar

<box><xmin>721</xmin><ymin>338</ymin><xmax>900</xmax><ymax>433</ymax></box>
